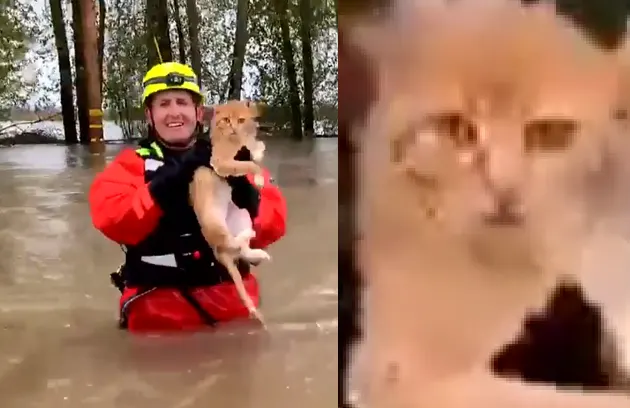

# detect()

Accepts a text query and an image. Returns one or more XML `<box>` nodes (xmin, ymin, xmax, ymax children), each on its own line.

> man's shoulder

<box><xmin>115</xmin><ymin>147</ymin><xmax>141</xmax><ymax>160</ymax></box>
<box><xmin>107</xmin><ymin>147</ymin><xmax>144</xmax><ymax>172</ymax></box>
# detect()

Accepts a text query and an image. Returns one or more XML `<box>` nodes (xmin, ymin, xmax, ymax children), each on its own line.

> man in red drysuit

<box><xmin>88</xmin><ymin>62</ymin><xmax>287</xmax><ymax>332</ymax></box>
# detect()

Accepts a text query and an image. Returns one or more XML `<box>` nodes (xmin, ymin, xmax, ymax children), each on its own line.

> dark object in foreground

<box><xmin>339</xmin><ymin>248</ymin><xmax>362</xmax><ymax>408</ymax></box>
<box><xmin>491</xmin><ymin>282</ymin><xmax>622</xmax><ymax>389</ymax></box>
<box><xmin>521</xmin><ymin>0</ymin><xmax>628</xmax><ymax>50</ymax></box>
<box><xmin>338</xmin><ymin>15</ymin><xmax>379</xmax><ymax>406</ymax></box>
<box><xmin>226</xmin><ymin>146</ymin><xmax>261</xmax><ymax>219</ymax></box>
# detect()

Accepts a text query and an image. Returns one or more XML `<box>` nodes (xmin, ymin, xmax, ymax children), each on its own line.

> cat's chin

<box><xmin>464</xmin><ymin>227</ymin><xmax>537</xmax><ymax>271</ymax></box>
<box><xmin>481</xmin><ymin>211</ymin><xmax>525</xmax><ymax>227</ymax></box>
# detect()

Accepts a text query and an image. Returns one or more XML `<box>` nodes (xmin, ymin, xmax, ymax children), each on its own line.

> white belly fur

<box><xmin>212</xmin><ymin>177</ymin><xmax>271</xmax><ymax>264</ymax></box>
<box><xmin>212</xmin><ymin>178</ymin><xmax>232</xmax><ymax>222</ymax></box>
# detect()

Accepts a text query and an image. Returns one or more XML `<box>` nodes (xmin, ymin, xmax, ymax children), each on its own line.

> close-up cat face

<box><xmin>354</xmin><ymin>1</ymin><xmax>627</xmax><ymax>273</ymax></box>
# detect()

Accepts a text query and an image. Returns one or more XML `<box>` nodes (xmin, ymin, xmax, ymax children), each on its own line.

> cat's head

<box><xmin>210</xmin><ymin>100</ymin><xmax>261</xmax><ymax>156</ymax></box>
<box><xmin>352</xmin><ymin>1</ymin><xmax>628</xmax><ymax>272</ymax></box>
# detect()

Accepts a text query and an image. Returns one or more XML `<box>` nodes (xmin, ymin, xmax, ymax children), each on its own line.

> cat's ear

<box><xmin>345</xmin><ymin>0</ymin><xmax>441</xmax><ymax>61</ymax></box>
<box><xmin>346</xmin><ymin>2</ymin><xmax>446</xmax><ymax>98</ymax></box>
<box><xmin>208</xmin><ymin>105</ymin><xmax>223</xmax><ymax>125</ymax></box>
<box><xmin>243</xmin><ymin>100</ymin><xmax>261</xmax><ymax>118</ymax></box>
<box><xmin>346</xmin><ymin>17</ymin><xmax>402</xmax><ymax>93</ymax></box>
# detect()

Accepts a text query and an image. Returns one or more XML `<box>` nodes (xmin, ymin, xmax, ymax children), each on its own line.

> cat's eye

<box><xmin>237</xmin><ymin>117</ymin><xmax>246</xmax><ymax>124</ymax></box>
<box><xmin>613</xmin><ymin>108</ymin><xmax>628</xmax><ymax>121</ymax></box>
<box><xmin>391</xmin><ymin>129</ymin><xmax>414</xmax><ymax>163</ymax></box>
<box><xmin>431</xmin><ymin>112</ymin><xmax>478</xmax><ymax>147</ymax></box>
<box><xmin>390</xmin><ymin>113</ymin><xmax>476</xmax><ymax>163</ymax></box>
<box><xmin>524</xmin><ymin>118</ymin><xmax>577</xmax><ymax>153</ymax></box>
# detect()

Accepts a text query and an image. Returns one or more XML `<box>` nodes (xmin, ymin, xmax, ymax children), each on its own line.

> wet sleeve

<box><xmin>88</xmin><ymin>149</ymin><xmax>163</xmax><ymax>245</ymax></box>
<box><xmin>247</xmin><ymin>168</ymin><xmax>287</xmax><ymax>249</ymax></box>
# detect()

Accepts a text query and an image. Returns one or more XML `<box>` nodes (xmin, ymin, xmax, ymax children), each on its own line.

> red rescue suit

<box><xmin>88</xmin><ymin>141</ymin><xmax>287</xmax><ymax>332</ymax></box>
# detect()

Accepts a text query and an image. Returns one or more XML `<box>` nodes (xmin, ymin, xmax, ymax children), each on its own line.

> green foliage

<box><xmin>1</xmin><ymin>0</ymin><xmax>339</xmax><ymax>135</ymax></box>
<box><xmin>197</xmin><ymin>0</ymin><xmax>238</xmax><ymax>103</ymax></box>
<box><xmin>99</xmin><ymin>0</ymin><xmax>338</xmax><ymax>135</ymax></box>
<box><xmin>104</xmin><ymin>0</ymin><xmax>148</xmax><ymax>138</ymax></box>
<box><xmin>6</xmin><ymin>0</ymin><xmax>630</xmax><ymax>138</ymax></box>
<box><xmin>246</xmin><ymin>0</ymin><xmax>337</xmax><ymax>131</ymax></box>
<box><xmin>0</xmin><ymin>0</ymin><xmax>42</xmax><ymax>108</ymax></box>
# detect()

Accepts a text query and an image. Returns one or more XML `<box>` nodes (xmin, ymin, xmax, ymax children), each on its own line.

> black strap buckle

<box><xmin>110</xmin><ymin>265</ymin><xmax>125</xmax><ymax>293</ymax></box>
<box><xmin>177</xmin><ymin>288</ymin><xmax>218</xmax><ymax>327</ymax></box>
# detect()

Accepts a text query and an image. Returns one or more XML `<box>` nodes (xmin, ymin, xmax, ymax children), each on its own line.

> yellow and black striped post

<box><xmin>88</xmin><ymin>108</ymin><xmax>104</xmax><ymax>154</ymax></box>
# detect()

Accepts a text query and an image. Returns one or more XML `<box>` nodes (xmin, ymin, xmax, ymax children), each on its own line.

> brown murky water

<box><xmin>0</xmin><ymin>138</ymin><xmax>337</xmax><ymax>408</ymax></box>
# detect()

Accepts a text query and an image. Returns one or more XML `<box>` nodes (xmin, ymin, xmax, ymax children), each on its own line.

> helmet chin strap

<box><xmin>158</xmin><ymin>135</ymin><xmax>195</xmax><ymax>150</ymax></box>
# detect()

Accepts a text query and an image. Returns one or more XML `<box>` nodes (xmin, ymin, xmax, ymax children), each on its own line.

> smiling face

<box><xmin>145</xmin><ymin>89</ymin><xmax>204</xmax><ymax>146</ymax></box>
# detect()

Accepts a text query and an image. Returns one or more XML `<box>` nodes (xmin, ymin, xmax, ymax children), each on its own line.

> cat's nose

<box><xmin>495</xmin><ymin>188</ymin><xmax>519</xmax><ymax>211</ymax></box>
<box><xmin>484</xmin><ymin>189</ymin><xmax>525</xmax><ymax>226</ymax></box>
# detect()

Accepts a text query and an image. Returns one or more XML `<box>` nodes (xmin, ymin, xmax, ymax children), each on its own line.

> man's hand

<box><xmin>227</xmin><ymin>146</ymin><xmax>261</xmax><ymax>219</ymax></box>
<box><xmin>233</xmin><ymin>146</ymin><xmax>252</xmax><ymax>162</ymax></box>
<box><xmin>149</xmin><ymin>138</ymin><xmax>212</xmax><ymax>212</ymax></box>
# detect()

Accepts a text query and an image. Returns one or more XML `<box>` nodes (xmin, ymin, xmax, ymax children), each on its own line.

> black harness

<box><xmin>112</xmin><ymin>140</ymin><xmax>250</xmax><ymax>328</ymax></box>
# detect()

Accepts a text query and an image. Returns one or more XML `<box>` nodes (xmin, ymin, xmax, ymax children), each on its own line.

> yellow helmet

<box><xmin>142</xmin><ymin>62</ymin><xmax>203</xmax><ymax>105</ymax></box>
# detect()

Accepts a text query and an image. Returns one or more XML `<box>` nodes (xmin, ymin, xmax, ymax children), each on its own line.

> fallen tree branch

<box><xmin>0</xmin><ymin>112</ymin><xmax>61</xmax><ymax>136</ymax></box>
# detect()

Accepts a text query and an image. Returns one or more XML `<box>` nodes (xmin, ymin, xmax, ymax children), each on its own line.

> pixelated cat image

<box><xmin>349</xmin><ymin>1</ymin><xmax>630</xmax><ymax>407</ymax></box>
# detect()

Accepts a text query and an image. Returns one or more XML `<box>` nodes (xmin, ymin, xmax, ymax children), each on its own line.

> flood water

<box><xmin>0</xmin><ymin>138</ymin><xmax>337</xmax><ymax>408</ymax></box>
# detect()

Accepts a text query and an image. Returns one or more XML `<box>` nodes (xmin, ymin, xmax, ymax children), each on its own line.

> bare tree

<box><xmin>172</xmin><ymin>0</ymin><xmax>187</xmax><ymax>63</ymax></box>
<box><xmin>98</xmin><ymin>0</ymin><xmax>106</xmax><ymax>91</ymax></box>
<box><xmin>49</xmin><ymin>0</ymin><xmax>77</xmax><ymax>144</ymax></box>
<box><xmin>299</xmin><ymin>0</ymin><xmax>315</xmax><ymax>137</ymax></box>
<box><xmin>273</xmin><ymin>0</ymin><xmax>303</xmax><ymax>139</ymax></box>
<box><xmin>226</xmin><ymin>0</ymin><xmax>250</xmax><ymax>100</ymax></box>
<box><xmin>71</xmin><ymin>0</ymin><xmax>90</xmax><ymax>144</ymax></box>
<box><xmin>146</xmin><ymin>0</ymin><xmax>173</xmax><ymax>66</ymax></box>
<box><xmin>186</xmin><ymin>0</ymin><xmax>202</xmax><ymax>83</ymax></box>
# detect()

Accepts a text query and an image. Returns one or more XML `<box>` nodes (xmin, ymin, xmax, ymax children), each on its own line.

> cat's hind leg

<box><xmin>240</xmin><ymin>248</ymin><xmax>272</xmax><ymax>265</ymax></box>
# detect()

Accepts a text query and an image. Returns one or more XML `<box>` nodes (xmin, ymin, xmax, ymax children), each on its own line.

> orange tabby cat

<box><xmin>350</xmin><ymin>1</ymin><xmax>630</xmax><ymax>407</ymax></box>
<box><xmin>189</xmin><ymin>100</ymin><xmax>268</xmax><ymax>326</ymax></box>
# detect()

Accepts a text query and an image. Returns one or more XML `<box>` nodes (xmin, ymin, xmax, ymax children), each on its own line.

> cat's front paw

<box><xmin>251</xmin><ymin>141</ymin><xmax>266</xmax><ymax>162</ymax></box>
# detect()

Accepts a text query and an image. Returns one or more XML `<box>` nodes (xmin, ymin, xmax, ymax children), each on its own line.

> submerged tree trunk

<box><xmin>226</xmin><ymin>0</ymin><xmax>250</xmax><ymax>100</ymax></box>
<box><xmin>273</xmin><ymin>0</ymin><xmax>303</xmax><ymax>140</ymax></box>
<box><xmin>71</xmin><ymin>0</ymin><xmax>90</xmax><ymax>144</ymax></box>
<box><xmin>186</xmin><ymin>0</ymin><xmax>202</xmax><ymax>83</ymax></box>
<box><xmin>299</xmin><ymin>0</ymin><xmax>315</xmax><ymax>137</ymax></box>
<box><xmin>172</xmin><ymin>0</ymin><xmax>187</xmax><ymax>63</ymax></box>
<box><xmin>146</xmin><ymin>0</ymin><xmax>173</xmax><ymax>67</ymax></box>
<box><xmin>49</xmin><ymin>0</ymin><xmax>77</xmax><ymax>144</ymax></box>
<box><xmin>98</xmin><ymin>0</ymin><xmax>106</xmax><ymax>91</ymax></box>
<box><xmin>80</xmin><ymin>0</ymin><xmax>104</xmax><ymax>152</ymax></box>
